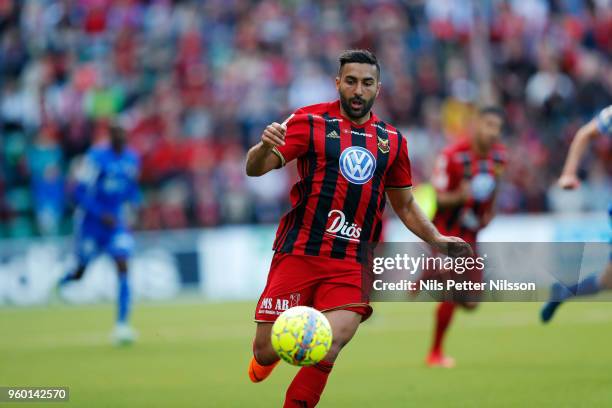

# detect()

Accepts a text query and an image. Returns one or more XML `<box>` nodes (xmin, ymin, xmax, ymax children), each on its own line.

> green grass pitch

<box><xmin>1</xmin><ymin>301</ymin><xmax>611</xmax><ymax>407</ymax></box>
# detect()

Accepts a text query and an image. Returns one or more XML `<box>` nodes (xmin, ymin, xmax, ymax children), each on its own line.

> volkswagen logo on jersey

<box><xmin>339</xmin><ymin>146</ymin><xmax>376</xmax><ymax>185</ymax></box>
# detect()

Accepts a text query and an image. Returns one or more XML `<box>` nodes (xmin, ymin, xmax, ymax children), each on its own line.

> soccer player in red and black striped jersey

<box><xmin>245</xmin><ymin>50</ymin><xmax>470</xmax><ymax>407</ymax></box>
<box><xmin>426</xmin><ymin>107</ymin><xmax>507</xmax><ymax>368</ymax></box>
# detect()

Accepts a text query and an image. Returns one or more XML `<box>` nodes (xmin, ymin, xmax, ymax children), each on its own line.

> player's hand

<box><xmin>433</xmin><ymin>236</ymin><xmax>474</xmax><ymax>258</ymax></box>
<box><xmin>101</xmin><ymin>213</ymin><xmax>117</xmax><ymax>228</ymax></box>
<box><xmin>261</xmin><ymin>122</ymin><xmax>286</xmax><ymax>149</ymax></box>
<box><xmin>558</xmin><ymin>173</ymin><xmax>580</xmax><ymax>190</ymax></box>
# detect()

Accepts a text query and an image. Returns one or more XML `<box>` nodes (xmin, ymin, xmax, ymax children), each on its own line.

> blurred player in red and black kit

<box><xmin>426</xmin><ymin>107</ymin><xmax>507</xmax><ymax>367</ymax></box>
<box><xmin>245</xmin><ymin>50</ymin><xmax>471</xmax><ymax>407</ymax></box>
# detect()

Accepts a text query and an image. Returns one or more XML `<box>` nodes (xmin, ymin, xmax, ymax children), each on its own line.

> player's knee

<box><xmin>324</xmin><ymin>328</ymin><xmax>354</xmax><ymax>362</ymax></box>
<box><xmin>323</xmin><ymin>311</ymin><xmax>361</xmax><ymax>362</ymax></box>
<box><xmin>115</xmin><ymin>258</ymin><xmax>128</xmax><ymax>274</ymax></box>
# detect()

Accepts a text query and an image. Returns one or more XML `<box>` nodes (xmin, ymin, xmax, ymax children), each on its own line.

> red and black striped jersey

<box><xmin>431</xmin><ymin>138</ymin><xmax>506</xmax><ymax>243</ymax></box>
<box><xmin>271</xmin><ymin>100</ymin><xmax>412</xmax><ymax>263</ymax></box>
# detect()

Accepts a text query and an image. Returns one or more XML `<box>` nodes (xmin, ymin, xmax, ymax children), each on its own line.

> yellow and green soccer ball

<box><xmin>271</xmin><ymin>306</ymin><xmax>333</xmax><ymax>366</ymax></box>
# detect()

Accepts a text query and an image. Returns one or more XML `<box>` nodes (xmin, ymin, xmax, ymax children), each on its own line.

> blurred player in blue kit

<box><xmin>541</xmin><ymin>105</ymin><xmax>612</xmax><ymax>323</ymax></box>
<box><xmin>58</xmin><ymin>124</ymin><xmax>141</xmax><ymax>344</ymax></box>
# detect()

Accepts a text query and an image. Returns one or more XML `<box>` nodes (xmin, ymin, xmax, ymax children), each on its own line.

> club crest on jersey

<box><xmin>339</xmin><ymin>146</ymin><xmax>376</xmax><ymax>185</ymax></box>
<box><xmin>377</xmin><ymin>137</ymin><xmax>390</xmax><ymax>154</ymax></box>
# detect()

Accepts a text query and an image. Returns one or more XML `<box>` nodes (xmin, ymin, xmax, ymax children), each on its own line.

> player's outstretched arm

<box><xmin>245</xmin><ymin>122</ymin><xmax>286</xmax><ymax>177</ymax></box>
<box><xmin>387</xmin><ymin>188</ymin><xmax>473</xmax><ymax>257</ymax></box>
<box><xmin>558</xmin><ymin>119</ymin><xmax>600</xmax><ymax>190</ymax></box>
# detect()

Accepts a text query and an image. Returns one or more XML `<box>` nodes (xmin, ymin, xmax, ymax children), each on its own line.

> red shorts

<box><xmin>254</xmin><ymin>252</ymin><xmax>372</xmax><ymax>323</ymax></box>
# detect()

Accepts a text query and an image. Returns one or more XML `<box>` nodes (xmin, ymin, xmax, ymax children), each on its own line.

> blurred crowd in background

<box><xmin>0</xmin><ymin>0</ymin><xmax>610</xmax><ymax>238</ymax></box>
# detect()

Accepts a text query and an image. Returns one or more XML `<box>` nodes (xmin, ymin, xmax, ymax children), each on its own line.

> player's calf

<box><xmin>252</xmin><ymin>322</ymin><xmax>279</xmax><ymax>365</ymax></box>
<box><xmin>58</xmin><ymin>265</ymin><xmax>86</xmax><ymax>286</ymax></box>
<box><xmin>112</xmin><ymin>258</ymin><xmax>137</xmax><ymax>345</ymax></box>
<box><xmin>320</xmin><ymin>310</ymin><xmax>362</xmax><ymax>362</ymax></box>
<box><xmin>249</xmin><ymin>322</ymin><xmax>280</xmax><ymax>383</ymax></box>
<box><xmin>541</xmin><ymin>270</ymin><xmax>607</xmax><ymax>323</ymax></box>
<box><xmin>427</xmin><ymin>302</ymin><xmax>456</xmax><ymax>368</ymax></box>
<box><xmin>284</xmin><ymin>310</ymin><xmax>361</xmax><ymax>407</ymax></box>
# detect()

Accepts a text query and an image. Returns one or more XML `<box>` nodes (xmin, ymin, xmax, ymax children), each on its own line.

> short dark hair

<box><xmin>338</xmin><ymin>49</ymin><xmax>380</xmax><ymax>79</ymax></box>
<box><xmin>479</xmin><ymin>106</ymin><xmax>505</xmax><ymax>121</ymax></box>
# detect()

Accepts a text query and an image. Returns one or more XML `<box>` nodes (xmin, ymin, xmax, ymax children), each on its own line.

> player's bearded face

<box><xmin>339</xmin><ymin>91</ymin><xmax>375</xmax><ymax>120</ymax></box>
<box><xmin>337</xmin><ymin>64</ymin><xmax>380</xmax><ymax>121</ymax></box>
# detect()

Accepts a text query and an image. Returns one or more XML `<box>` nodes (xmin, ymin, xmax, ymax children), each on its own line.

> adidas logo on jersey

<box><xmin>326</xmin><ymin>130</ymin><xmax>340</xmax><ymax>139</ymax></box>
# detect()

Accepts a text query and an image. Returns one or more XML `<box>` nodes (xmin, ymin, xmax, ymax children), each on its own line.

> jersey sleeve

<box><xmin>431</xmin><ymin>149</ymin><xmax>460</xmax><ymax>193</ymax></box>
<box><xmin>271</xmin><ymin>113</ymin><xmax>311</xmax><ymax>167</ymax></box>
<box><xmin>596</xmin><ymin>105</ymin><xmax>612</xmax><ymax>137</ymax></box>
<box><xmin>385</xmin><ymin>132</ymin><xmax>413</xmax><ymax>190</ymax></box>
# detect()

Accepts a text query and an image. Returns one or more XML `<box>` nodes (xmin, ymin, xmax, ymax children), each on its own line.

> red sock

<box><xmin>431</xmin><ymin>302</ymin><xmax>455</xmax><ymax>355</ymax></box>
<box><xmin>284</xmin><ymin>361</ymin><xmax>334</xmax><ymax>408</ymax></box>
